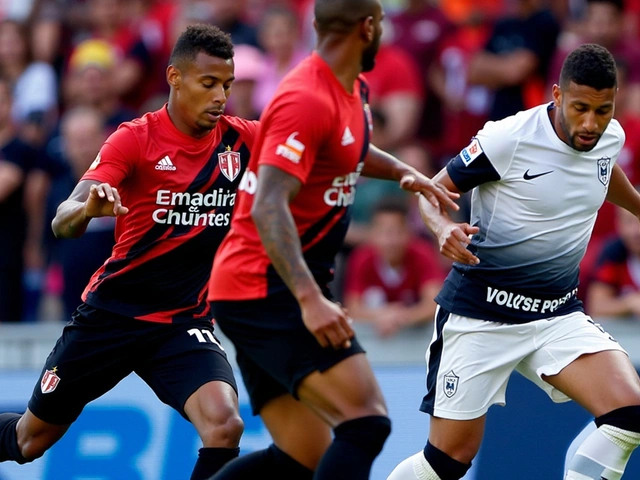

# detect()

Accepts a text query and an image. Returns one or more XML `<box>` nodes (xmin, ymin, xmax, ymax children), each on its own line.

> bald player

<box><xmin>208</xmin><ymin>1</ymin><xmax>459</xmax><ymax>479</ymax></box>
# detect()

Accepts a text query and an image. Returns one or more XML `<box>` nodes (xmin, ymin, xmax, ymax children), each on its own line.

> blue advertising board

<box><xmin>2</xmin><ymin>366</ymin><xmax>639</xmax><ymax>479</ymax></box>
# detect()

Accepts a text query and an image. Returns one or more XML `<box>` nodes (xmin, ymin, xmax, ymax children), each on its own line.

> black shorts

<box><xmin>28</xmin><ymin>303</ymin><xmax>237</xmax><ymax>425</ymax></box>
<box><xmin>210</xmin><ymin>291</ymin><xmax>365</xmax><ymax>415</ymax></box>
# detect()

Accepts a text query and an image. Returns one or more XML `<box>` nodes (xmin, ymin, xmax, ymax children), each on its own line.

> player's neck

<box><xmin>316</xmin><ymin>41</ymin><xmax>362</xmax><ymax>94</ymax></box>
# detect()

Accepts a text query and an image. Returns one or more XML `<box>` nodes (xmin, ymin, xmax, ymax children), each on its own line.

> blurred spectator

<box><xmin>43</xmin><ymin>106</ymin><xmax>114</xmax><ymax>321</ymax></box>
<box><xmin>252</xmin><ymin>4</ymin><xmax>307</xmax><ymax>116</ymax></box>
<box><xmin>428</xmin><ymin>13</ymin><xmax>492</xmax><ymax>164</ymax></box>
<box><xmin>386</xmin><ymin>0</ymin><xmax>456</xmax><ymax>152</ymax></box>
<box><xmin>0</xmin><ymin>77</ymin><xmax>40</xmax><ymax>322</ymax></box>
<box><xmin>467</xmin><ymin>0</ymin><xmax>560</xmax><ymax>121</ymax></box>
<box><xmin>0</xmin><ymin>19</ymin><xmax>58</xmax><ymax>145</ymax></box>
<box><xmin>172</xmin><ymin>0</ymin><xmax>259</xmax><ymax>49</ymax></box>
<box><xmin>68</xmin><ymin>0</ymin><xmax>153</xmax><ymax>111</ymax></box>
<box><xmin>362</xmin><ymin>25</ymin><xmax>424</xmax><ymax>152</ymax></box>
<box><xmin>586</xmin><ymin>203</ymin><xmax>640</xmax><ymax>320</ymax></box>
<box><xmin>123</xmin><ymin>0</ymin><xmax>177</xmax><ymax>108</ymax></box>
<box><xmin>440</xmin><ymin>0</ymin><xmax>505</xmax><ymax>26</ymax></box>
<box><xmin>344</xmin><ymin>197</ymin><xmax>445</xmax><ymax>338</ymax></box>
<box><xmin>225</xmin><ymin>43</ymin><xmax>264</xmax><ymax>119</ymax></box>
<box><xmin>62</xmin><ymin>38</ymin><xmax>136</xmax><ymax>133</ymax></box>
<box><xmin>547</xmin><ymin>0</ymin><xmax>640</xmax><ymax>116</ymax></box>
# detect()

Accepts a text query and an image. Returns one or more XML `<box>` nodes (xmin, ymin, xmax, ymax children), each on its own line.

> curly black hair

<box><xmin>169</xmin><ymin>24</ymin><xmax>234</xmax><ymax>68</ymax></box>
<box><xmin>559</xmin><ymin>43</ymin><xmax>617</xmax><ymax>90</ymax></box>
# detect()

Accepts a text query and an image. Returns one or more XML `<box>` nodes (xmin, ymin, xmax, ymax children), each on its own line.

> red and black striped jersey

<box><xmin>209</xmin><ymin>53</ymin><xmax>372</xmax><ymax>301</ymax></box>
<box><xmin>81</xmin><ymin>105</ymin><xmax>257</xmax><ymax>323</ymax></box>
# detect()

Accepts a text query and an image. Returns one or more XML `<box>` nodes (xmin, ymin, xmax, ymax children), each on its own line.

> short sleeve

<box><xmin>81</xmin><ymin>125</ymin><xmax>139</xmax><ymax>186</ymax></box>
<box><xmin>473</xmin><ymin>119</ymin><xmax>518</xmax><ymax>177</ymax></box>
<box><xmin>257</xmin><ymin>91</ymin><xmax>332</xmax><ymax>184</ymax></box>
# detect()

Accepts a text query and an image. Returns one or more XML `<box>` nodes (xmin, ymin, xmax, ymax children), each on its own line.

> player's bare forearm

<box><xmin>361</xmin><ymin>144</ymin><xmax>413</xmax><ymax>180</ymax></box>
<box><xmin>606</xmin><ymin>164</ymin><xmax>640</xmax><ymax>216</ymax></box>
<box><xmin>418</xmin><ymin>194</ymin><xmax>449</xmax><ymax>237</ymax></box>
<box><xmin>52</xmin><ymin>180</ymin><xmax>130</xmax><ymax>239</ymax></box>
<box><xmin>52</xmin><ymin>199</ymin><xmax>91</xmax><ymax>239</ymax></box>
<box><xmin>252</xmin><ymin>165</ymin><xmax>321</xmax><ymax>302</ymax></box>
<box><xmin>364</xmin><ymin>146</ymin><xmax>461</xmax><ymax>210</ymax></box>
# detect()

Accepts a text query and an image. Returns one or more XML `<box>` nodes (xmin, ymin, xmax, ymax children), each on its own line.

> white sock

<box><xmin>387</xmin><ymin>451</ymin><xmax>441</xmax><ymax>480</ymax></box>
<box><xmin>565</xmin><ymin>424</ymin><xmax>640</xmax><ymax>480</ymax></box>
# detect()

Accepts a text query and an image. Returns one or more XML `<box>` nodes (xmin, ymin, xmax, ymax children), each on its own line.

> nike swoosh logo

<box><xmin>523</xmin><ymin>169</ymin><xmax>554</xmax><ymax>180</ymax></box>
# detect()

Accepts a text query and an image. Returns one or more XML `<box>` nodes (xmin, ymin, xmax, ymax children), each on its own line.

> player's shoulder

<box><xmin>220</xmin><ymin>115</ymin><xmax>259</xmax><ymax>139</ymax></box>
<box><xmin>604</xmin><ymin>117</ymin><xmax>625</xmax><ymax>145</ymax></box>
<box><xmin>269</xmin><ymin>54</ymin><xmax>337</xmax><ymax>111</ymax></box>
<box><xmin>108</xmin><ymin>109</ymin><xmax>159</xmax><ymax>140</ymax></box>
<box><xmin>482</xmin><ymin>104</ymin><xmax>546</xmax><ymax>138</ymax></box>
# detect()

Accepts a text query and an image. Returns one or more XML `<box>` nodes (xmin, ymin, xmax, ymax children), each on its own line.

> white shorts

<box><xmin>419</xmin><ymin>307</ymin><xmax>627</xmax><ymax>420</ymax></box>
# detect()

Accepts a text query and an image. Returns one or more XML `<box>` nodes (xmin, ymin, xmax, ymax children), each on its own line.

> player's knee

<box><xmin>334</xmin><ymin>415</ymin><xmax>391</xmax><ymax>457</ymax></box>
<box><xmin>423</xmin><ymin>441</ymin><xmax>472</xmax><ymax>480</ymax></box>
<box><xmin>199</xmin><ymin>410</ymin><xmax>244</xmax><ymax>447</ymax></box>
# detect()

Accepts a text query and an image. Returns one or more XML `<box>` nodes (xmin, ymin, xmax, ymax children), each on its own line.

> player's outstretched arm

<box><xmin>606</xmin><ymin>164</ymin><xmax>640</xmax><ymax>217</ymax></box>
<box><xmin>417</xmin><ymin>168</ymin><xmax>479</xmax><ymax>265</ymax></box>
<box><xmin>251</xmin><ymin>165</ymin><xmax>354</xmax><ymax>349</ymax></box>
<box><xmin>52</xmin><ymin>180</ymin><xmax>128</xmax><ymax>239</ymax></box>
<box><xmin>362</xmin><ymin>144</ymin><xmax>460</xmax><ymax>211</ymax></box>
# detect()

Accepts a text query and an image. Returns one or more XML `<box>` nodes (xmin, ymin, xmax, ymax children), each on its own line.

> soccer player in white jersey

<box><xmin>387</xmin><ymin>44</ymin><xmax>640</xmax><ymax>480</ymax></box>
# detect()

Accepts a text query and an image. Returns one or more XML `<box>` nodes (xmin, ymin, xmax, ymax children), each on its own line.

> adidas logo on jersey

<box><xmin>156</xmin><ymin>155</ymin><xmax>177</xmax><ymax>171</ymax></box>
<box><xmin>341</xmin><ymin>126</ymin><xmax>355</xmax><ymax>146</ymax></box>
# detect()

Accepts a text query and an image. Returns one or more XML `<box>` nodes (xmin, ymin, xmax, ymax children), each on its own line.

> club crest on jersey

<box><xmin>597</xmin><ymin>157</ymin><xmax>611</xmax><ymax>186</ymax></box>
<box><xmin>41</xmin><ymin>367</ymin><xmax>61</xmax><ymax>394</ymax></box>
<box><xmin>443</xmin><ymin>370</ymin><xmax>459</xmax><ymax>398</ymax></box>
<box><xmin>460</xmin><ymin>138</ymin><xmax>483</xmax><ymax>166</ymax></box>
<box><xmin>218</xmin><ymin>148</ymin><xmax>241</xmax><ymax>182</ymax></box>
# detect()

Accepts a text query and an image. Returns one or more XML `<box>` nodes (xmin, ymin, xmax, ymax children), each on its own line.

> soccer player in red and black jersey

<box><xmin>0</xmin><ymin>24</ymin><xmax>255</xmax><ymax>480</ymax></box>
<box><xmin>208</xmin><ymin>1</ymin><xmax>459</xmax><ymax>479</ymax></box>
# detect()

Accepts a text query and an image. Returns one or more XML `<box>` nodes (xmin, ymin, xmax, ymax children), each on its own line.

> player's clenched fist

<box><xmin>85</xmin><ymin>183</ymin><xmax>129</xmax><ymax>218</ymax></box>
<box><xmin>300</xmin><ymin>293</ymin><xmax>354</xmax><ymax>349</ymax></box>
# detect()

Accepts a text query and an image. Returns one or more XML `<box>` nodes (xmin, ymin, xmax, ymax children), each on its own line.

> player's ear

<box><xmin>360</xmin><ymin>15</ymin><xmax>374</xmax><ymax>43</ymax></box>
<box><xmin>552</xmin><ymin>84</ymin><xmax>561</xmax><ymax>108</ymax></box>
<box><xmin>166</xmin><ymin>65</ymin><xmax>181</xmax><ymax>89</ymax></box>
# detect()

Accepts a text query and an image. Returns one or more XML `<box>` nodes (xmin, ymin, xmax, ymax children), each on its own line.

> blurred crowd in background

<box><xmin>2</xmin><ymin>0</ymin><xmax>640</xmax><ymax>334</ymax></box>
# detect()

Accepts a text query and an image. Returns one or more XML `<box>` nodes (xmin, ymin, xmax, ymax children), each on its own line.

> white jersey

<box><xmin>436</xmin><ymin>103</ymin><xmax>625</xmax><ymax>323</ymax></box>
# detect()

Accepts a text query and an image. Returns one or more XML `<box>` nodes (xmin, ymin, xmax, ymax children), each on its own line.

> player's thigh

<box><xmin>420</xmin><ymin>308</ymin><xmax>535</xmax><ymax>421</ymax></box>
<box><xmin>260</xmin><ymin>394</ymin><xmax>332</xmax><ymax>470</ymax></box>
<box><xmin>211</xmin><ymin>294</ymin><xmax>366</xmax><ymax>419</ymax></box>
<box><xmin>28</xmin><ymin>305</ymin><xmax>139</xmax><ymax>425</ymax></box>
<box><xmin>135</xmin><ymin>318</ymin><xmax>238</xmax><ymax>423</ymax></box>
<box><xmin>296</xmin><ymin>353</ymin><xmax>387</xmax><ymax>426</ymax></box>
<box><xmin>517</xmin><ymin>312</ymin><xmax>639</xmax><ymax>414</ymax></box>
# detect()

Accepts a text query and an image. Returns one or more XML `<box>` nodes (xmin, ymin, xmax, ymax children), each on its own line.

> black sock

<box><xmin>313</xmin><ymin>415</ymin><xmax>391</xmax><ymax>480</ymax></box>
<box><xmin>190</xmin><ymin>447</ymin><xmax>240</xmax><ymax>480</ymax></box>
<box><xmin>0</xmin><ymin>413</ymin><xmax>27</xmax><ymax>464</ymax></box>
<box><xmin>423</xmin><ymin>441</ymin><xmax>471</xmax><ymax>480</ymax></box>
<box><xmin>213</xmin><ymin>443</ymin><xmax>313</xmax><ymax>479</ymax></box>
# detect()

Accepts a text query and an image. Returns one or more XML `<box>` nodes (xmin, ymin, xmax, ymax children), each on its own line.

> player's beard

<box><xmin>361</xmin><ymin>37</ymin><xmax>380</xmax><ymax>73</ymax></box>
<box><xmin>559</xmin><ymin>108</ymin><xmax>600</xmax><ymax>152</ymax></box>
